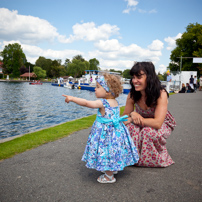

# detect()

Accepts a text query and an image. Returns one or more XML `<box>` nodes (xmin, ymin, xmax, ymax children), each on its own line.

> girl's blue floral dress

<box><xmin>82</xmin><ymin>99</ymin><xmax>139</xmax><ymax>171</ymax></box>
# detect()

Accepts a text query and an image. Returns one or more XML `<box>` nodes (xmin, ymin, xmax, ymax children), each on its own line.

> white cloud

<box><xmin>0</xmin><ymin>8</ymin><xmax>62</xmax><ymax>44</ymax></box>
<box><xmin>89</xmin><ymin>39</ymin><xmax>163</xmax><ymax>70</ymax></box>
<box><xmin>58</xmin><ymin>22</ymin><xmax>120</xmax><ymax>43</ymax></box>
<box><xmin>1</xmin><ymin>40</ymin><xmax>83</xmax><ymax>64</ymax></box>
<box><xmin>157</xmin><ymin>64</ymin><xmax>167</xmax><ymax>74</ymax></box>
<box><xmin>94</xmin><ymin>39</ymin><xmax>122</xmax><ymax>52</ymax></box>
<box><xmin>148</xmin><ymin>39</ymin><xmax>164</xmax><ymax>51</ymax></box>
<box><xmin>164</xmin><ymin>33</ymin><xmax>182</xmax><ymax>50</ymax></box>
<box><xmin>123</xmin><ymin>0</ymin><xmax>138</xmax><ymax>14</ymax></box>
<box><xmin>149</xmin><ymin>9</ymin><xmax>157</xmax><ymax>14</ymax></box>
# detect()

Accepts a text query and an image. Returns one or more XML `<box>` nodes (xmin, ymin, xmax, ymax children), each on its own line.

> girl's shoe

<box><xmin>97</xmin><ymin>173</ymin><xmax>116</xmax><ymax>183</ymax></box>
<box><xmin>102</xmin><ymin>171</ymin><xmax>118</xmax><ymax>174</ymax></box>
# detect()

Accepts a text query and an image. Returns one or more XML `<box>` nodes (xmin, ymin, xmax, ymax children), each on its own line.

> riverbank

<box><xmin>0</xmin><ymin>79</ymin><xmax>51</xmax><ymax>83</ymax></box>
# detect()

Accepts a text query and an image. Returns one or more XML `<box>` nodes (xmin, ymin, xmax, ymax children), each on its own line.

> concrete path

<box><xmin>0</xmin><ymin>92</ymin><xmax>202</xmax><ymax>202</ymax></box>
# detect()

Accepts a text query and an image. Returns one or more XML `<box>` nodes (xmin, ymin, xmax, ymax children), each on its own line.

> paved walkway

<box><xmin>0</xmin><ymin>92</ymin><xmax>202</xmax><ymax>202</ymax></box>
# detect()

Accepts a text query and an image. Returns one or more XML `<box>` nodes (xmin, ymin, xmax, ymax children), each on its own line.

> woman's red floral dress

<box><xmin>127</xmin><ymin>103</ymin><xmax>176</xmax><ymax>167</ymax></box>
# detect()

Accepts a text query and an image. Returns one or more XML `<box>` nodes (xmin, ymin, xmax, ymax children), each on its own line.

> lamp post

<box><xmin>179</xmin><ymin>56</ymin><xmax>182</xmax><ymax>86</ymax></box>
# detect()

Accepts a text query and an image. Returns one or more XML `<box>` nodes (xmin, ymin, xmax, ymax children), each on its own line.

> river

<box><xmin>0</xmin><ymin>82</ymin><xmax>129</xmax><ymax>140</ymax></box>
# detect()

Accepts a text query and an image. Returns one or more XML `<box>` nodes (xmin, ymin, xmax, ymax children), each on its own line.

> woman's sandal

<box><xmin>97</xmin><ymin>173</ymin><xmax>116</xmax><ymax>183</ymax></box>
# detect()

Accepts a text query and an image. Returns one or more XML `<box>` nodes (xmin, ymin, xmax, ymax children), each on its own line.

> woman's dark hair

<box><xmin>129</xmin><ymin>62</ymin><xmax>168</xmax><ymax>107</ymax></box>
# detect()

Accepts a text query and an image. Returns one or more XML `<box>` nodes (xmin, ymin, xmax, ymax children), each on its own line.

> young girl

<box><xmin>63</xmin><ymin>73</ymin><xmax>139</xmax><ymax>183</ymax></box>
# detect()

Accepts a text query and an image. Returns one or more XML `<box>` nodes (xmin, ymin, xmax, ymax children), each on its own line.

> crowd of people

<box><xmin>178</xmin><ymin>75</ymin><xmax>202</xmax><ymax>93</ymax></box>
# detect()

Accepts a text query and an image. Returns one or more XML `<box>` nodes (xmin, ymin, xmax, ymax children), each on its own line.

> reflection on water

<box><xmin>0</xmin><ymin>82</ymin><xmax>129</xmax><ymax>140</ymax></box>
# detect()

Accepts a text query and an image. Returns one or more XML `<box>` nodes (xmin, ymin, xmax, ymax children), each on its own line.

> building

<box><xmin>20</xmin><ymin>72</ymin><xmax>37</xmax><ymax>80</ymax></box>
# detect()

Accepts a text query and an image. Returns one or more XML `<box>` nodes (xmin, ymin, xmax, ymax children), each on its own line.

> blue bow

<box><xmin>96</xmin><ymin>115</ymin><xmax>128</xmax><ymax>128</ymax></box>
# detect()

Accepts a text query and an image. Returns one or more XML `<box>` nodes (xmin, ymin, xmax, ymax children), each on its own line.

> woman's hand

<box><xmin>130</xmin><ymin>111</ymin><xmax>144</xmax><ymax>127</ymax></box>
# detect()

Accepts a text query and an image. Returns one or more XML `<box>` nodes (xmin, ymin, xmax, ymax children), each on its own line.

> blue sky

<box><xmin>0</xmin><ymin>0</ymin><xmax>201</xmax><ymax>73</ymax></box>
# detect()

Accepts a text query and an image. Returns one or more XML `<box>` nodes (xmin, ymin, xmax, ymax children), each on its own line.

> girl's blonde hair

<box><xmin>103</xmin><ymin>73</ymin><xmax>123</xmax><ymax>98</ymax></box>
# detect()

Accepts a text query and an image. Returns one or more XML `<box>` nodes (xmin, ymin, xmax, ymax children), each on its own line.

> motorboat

<box><xmin>77</xmin><ymin>70</ymin><xmax>130</xmax><ymax>94</ymax></box>
<box><xmin>29</xmin><ymin>81</ymin><xmax>42</xmax><ymax>85</ymax></box>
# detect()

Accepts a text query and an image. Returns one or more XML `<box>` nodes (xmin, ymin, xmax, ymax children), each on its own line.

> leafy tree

<box><xmin>35</xmin><ymin>56</ymin><xmax>52</xmax><ymax>77</ymax></box>
<box><xmin>25</xmin><ymin>62</ymin><xmax>34</xmax><ymax>73</ymax></box>
<box><xmin>122</xmin><ymin>69</ymin><xmax>131</xmax><ymax>79</ymax></box>
<box><xmin>67</xmin><ymin>58</ymin><xmax>90</xmax><ymax>78</ymax></box>
<box><xmin>0</xmin><ymin>43</ymin><xmax>26</xmax><ymax>77</ymax></box>
<box><xmin>58</xmin><ymin>65</ymin><xmax>67</xmax><ymax>77</ymax></box>
<box><xmin>157</xmin><ymin>72</ymin><xmax>164</xmax><ymax>81</ymax></box>
<box><xmin>89</xmin><ymin>58</ymin><xmax>100</xmax><ymax>70</ymax></box>
<box><xmin>72</xmin><ymin>55</ymin><xmax>85</xmax><ymax>62</ymax></box>
<box><xmin>33</xmin><ymin>66</ymin><xmax>46</xmax><ymax>79</ymax></box>
<box><xmin>168</xmin><ymin>23</ymin><xmax>202</xmax><ymax>74</ymax></box>
<box><xmin>51</xmin><ymin>60</ymin><xmax>61</xmax><ymax>78</ymax></box>
<box><xmin>20</xmin><ymin>66</ymin><xmax>29</xmax><ymax>74</ymax></box>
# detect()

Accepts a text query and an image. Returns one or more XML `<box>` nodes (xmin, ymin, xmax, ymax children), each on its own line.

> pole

<box><xmin>29</xmin><ymin>66</ymin><xmax>30</xmax><ymax>81</ymax></box>
<box><xmin>180</xmin><ymin>56</ymin><xmax>182</xmax><ymax>86</ymax></box>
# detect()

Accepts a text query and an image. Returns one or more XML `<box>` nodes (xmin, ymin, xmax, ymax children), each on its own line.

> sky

<box><xmin>0</xmin><ymin>0</ymin><xmax>202</xmax><ymax>74</ymax></box>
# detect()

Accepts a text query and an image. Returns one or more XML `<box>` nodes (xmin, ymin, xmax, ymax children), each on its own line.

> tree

<box><xmin>157</xmin><ymin>72</ymin><xmax>164</xmax><ymax>81</ymax></box>
<box><xmin>168</xmin><ymin>23</ymin><xmax>202</xmax><ymax>74</ymax></box>
<box><xmin>122</xmin><ymin>69</ymin><xmax>130</xmax><ymax>79</ymax></box>
<box><xmin>51</xmin><ymin>60</ymin><xmax>61</xmax><ymax>78</ymax></box>
<box><xmin>73</xmin><ymin>55</ymin><xmax>85</xmax><ymax>62</ymax></box>
<box><xmin>35</xmin><ymin>56</ymin><xmax>52</xmax><ymax>77</ymax></box>
<box><xmin>89</xmin><ymin>58</ymin><xmax>100</xmax><ymax>70</ymax></box>
<box><xmin>33</xmin><ymin>66</ymin><xmax>46</xmax><ymax>79</ymax></box>
<box><xmin>0</xmin><ymin>43</ymin><xmax>26</xmax><ymax>77</ymax></box>
<box><xmin>67</xmin><ymin>58</ymin><xmax>90</xmax><ymax>78</ymax></box>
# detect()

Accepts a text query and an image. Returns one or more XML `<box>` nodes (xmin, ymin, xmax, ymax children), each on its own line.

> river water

<box><xmin>0</xmin><ymin>82</ymin><xmax>129</xmax><ymax>140</ymax></box>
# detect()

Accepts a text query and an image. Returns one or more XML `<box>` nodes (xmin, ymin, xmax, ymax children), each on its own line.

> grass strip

<box><xmin>0</xmin><ymin>106</ymin><xmax>125</xmax><ymax>160</ymax></box>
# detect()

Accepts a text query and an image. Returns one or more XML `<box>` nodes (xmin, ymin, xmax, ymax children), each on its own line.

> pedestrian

<box><xmin>123</xmin><ymin>62</ymin><xmax>176</xmax><ymax>167</ymax></box>
<box><xmin>189</xmin><ymin>75</ymin><xmax>194</xmax><ymax>90</ymax></box>
<box><xmin>166</xmin><ymin>70</ymin><xmax>172</xmax><ymax>93</ymax></box>
<box><xmin>63</xmin><ymin>73</ymin><xmax>139</xmax><ymax>183</ymax></box>
<box><xmin>194</xmin><ymin>75</ymin><xmax>197</xmax><ymax>91</ymax></box>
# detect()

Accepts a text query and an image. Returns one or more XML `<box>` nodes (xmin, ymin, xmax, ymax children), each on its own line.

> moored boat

<box><xmin>77</xmin><ymin>70</ymin><xmax>130</xmax><ymax>94</ymax></box>
<box><xmin>29</xmin><ymin>81</ymin><xmax>42</xmax><ymax>85</ymax></box>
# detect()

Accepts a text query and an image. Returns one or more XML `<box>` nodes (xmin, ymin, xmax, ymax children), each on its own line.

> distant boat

<box><xmin>29</xmin><ymin>81</ymin><xmax>42</xmax><ymax>85</ymax></box>
<box><xmin>51</xmin><ymin>78</ymin><xmax>64</xmax><ymax>87</ymax></box>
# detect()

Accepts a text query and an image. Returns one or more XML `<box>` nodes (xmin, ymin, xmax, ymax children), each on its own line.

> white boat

<box><xmin>77</xmin><ymin>70</ymin><xmax>130</xmax><ymax>94</ymax></box>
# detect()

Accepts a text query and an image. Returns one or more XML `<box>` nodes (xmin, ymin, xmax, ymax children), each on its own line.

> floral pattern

<box><xmin>127</xmin><ymin>103</ymin><xmax>176</xmax><ymax>167</ymax></box>
<box><xmin>82</xmin><ymin>99</ymin><xmax>139</xmax><ymax>171</ymax></box>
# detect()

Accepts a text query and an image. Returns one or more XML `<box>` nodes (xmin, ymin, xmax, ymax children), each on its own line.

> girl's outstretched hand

<box><xmin>62</xmin><ymin>94</ymin><xmax>73</xmax><ymax>103</ymax></box>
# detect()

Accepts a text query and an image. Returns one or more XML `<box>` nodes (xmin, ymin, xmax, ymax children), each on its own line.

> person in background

<box><xmin>179</xmin><ymin>83</ymin><xmax>186</xmax><ymax>93</ymax></box>
<box><xmin>186</xmin><ymin>83</ymin><xmax>195</xmax><ymax>93</ymax></box>
<box><xmin>123</xmin><ymin>62</ymin><xmax>176</xmax><ymax>167</ymax></box>
<box><xmin>194</xmin><ymin>76</ymin><xmax>197</xmax><ymax>91</ymax></box>
<box><xmin>166</xmin><ymin>70</ymin><xmax>172</xmax><ymax>93</ymax></box>
<box><xmin>189</xmin><ymin>75</ymin><xmax>194</xmax><ymax>90</ymax></box>
<box><xmin>63</xmin><ymin>73</ymin><xmax>139</xmax><ymax>183</ymax></box>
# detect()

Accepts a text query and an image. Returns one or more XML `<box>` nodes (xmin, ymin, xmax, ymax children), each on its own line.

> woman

<box><xmin>179</xmin><ymin>83</ymin><xmax>186</xmax><ymax>93</ymax></box>
<box><xmin>123</xmin><ymin>62</ymin><xmax>176</xmax><ymax>167</ymax></box>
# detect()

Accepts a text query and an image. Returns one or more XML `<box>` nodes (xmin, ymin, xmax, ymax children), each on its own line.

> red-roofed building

<box><xmin>20</xmin><ymin>72</ymin><xmax>37</xmax><ymax>80</ymax></box>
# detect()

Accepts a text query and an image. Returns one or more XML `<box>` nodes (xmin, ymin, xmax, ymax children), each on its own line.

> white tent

<box><xmin>171</xmin><ymin>71</ymin><xmax>197</xmax><ymax>87</ymax></box>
